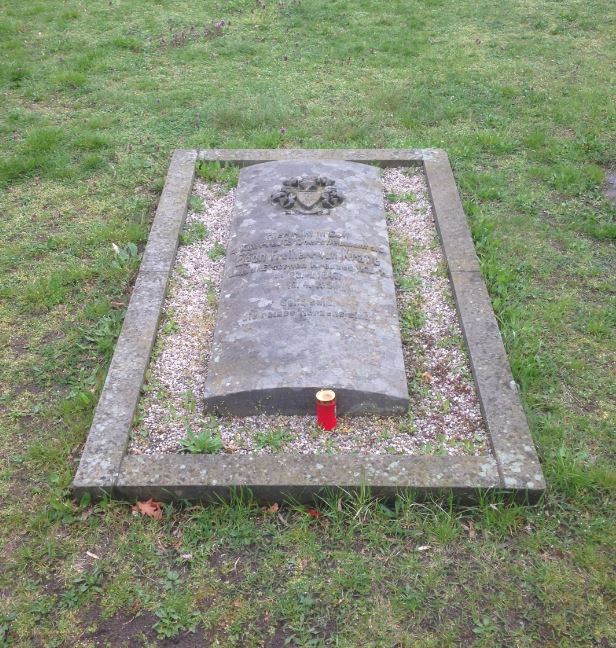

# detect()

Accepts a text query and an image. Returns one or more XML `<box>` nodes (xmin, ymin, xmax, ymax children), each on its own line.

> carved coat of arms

<box><xmin>271</xmin><ymin>176</ymin><xmax>344</xmax><ymax>214</ymax></box>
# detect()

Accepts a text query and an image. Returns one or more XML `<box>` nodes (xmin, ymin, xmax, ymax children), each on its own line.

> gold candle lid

<box><xmin>316</xmin><ymin>389</ymin><xmax>336</xmax><ymax>403</ymax></box>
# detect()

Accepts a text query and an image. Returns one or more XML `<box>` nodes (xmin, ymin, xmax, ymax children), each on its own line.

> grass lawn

<box><xmin>0</xmin><ymin>0</ymin><xmax>614</xmax><ymax>645</ymax></box>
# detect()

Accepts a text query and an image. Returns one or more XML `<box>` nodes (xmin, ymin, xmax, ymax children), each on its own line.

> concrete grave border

<box><xmin>72</xmin><ymin>149</ymin><xmax>546</xmax><ymax>503</ymax></box>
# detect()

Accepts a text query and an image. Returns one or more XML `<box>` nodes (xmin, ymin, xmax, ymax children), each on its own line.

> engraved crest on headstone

<box><xmin>271</xmin><ymin>175</ymin><xmax>345</xmax><ymax>214</ymax></box>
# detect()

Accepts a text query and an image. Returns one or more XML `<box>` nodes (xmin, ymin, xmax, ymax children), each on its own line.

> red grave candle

<box><xmin>316</xmin><ymin>389</ymin><xmax>337</xmax><ymax>431</ymax></box>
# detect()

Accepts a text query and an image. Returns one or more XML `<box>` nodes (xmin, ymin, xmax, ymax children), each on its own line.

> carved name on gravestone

<box><xmin>203</xmin><ymin>160</ymin><xmax>409</xmax><ymax>415</ymax></box>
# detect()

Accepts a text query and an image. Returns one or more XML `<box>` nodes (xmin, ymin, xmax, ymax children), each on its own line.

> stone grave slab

<box><xmin>203</xmin><ymin>160</ymin><xmax>409</xmax><ymax>415</ymax></box>
<box><xmin>72</xmin><ymin>149</ymin><xmax>546</xmax><ymax>503</ymax></box>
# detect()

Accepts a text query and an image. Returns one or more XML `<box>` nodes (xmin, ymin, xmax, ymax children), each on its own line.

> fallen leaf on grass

<box><xmin>307</xmin><ymin>508</ymin><xmax>322</xmax><ymax>519</ymax></box>
<box><xmin>261</xmin><ymin>502</ymin><xmax>279</xmax><ymax>513</ymax></box>
<box><xmin>132</xmin><ymin>498</ymin><xmax>164</xmax><ymax>520</ymax></box>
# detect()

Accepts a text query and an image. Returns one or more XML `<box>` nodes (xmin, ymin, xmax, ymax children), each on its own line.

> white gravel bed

<box><xmin>130</xmin><ymin>168</ymin><xmax>489</xmax><ymax>457</ymax></box>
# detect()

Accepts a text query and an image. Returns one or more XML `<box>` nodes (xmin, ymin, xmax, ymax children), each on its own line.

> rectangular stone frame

<box><xmin>72</xmin><ymin>149</ymin><xmax>546</xmax><ymax>503</ymax></box>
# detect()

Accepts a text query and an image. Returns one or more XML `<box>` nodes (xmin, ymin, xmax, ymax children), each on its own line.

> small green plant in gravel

<box><xmin>401</xmin><ymin>301</ymin><xmax>426</xmax><ymax>335</ymax></box>
<box><xmin>179</xmin><ymin>220</ymin><xmax>208</xmax><ymax>245</ymax></box>
<box><xmin>205</xmin><ymin>278</ymin><xmax>217</xmax><ymax>305</ymax></box>
<box><xmin>389</xmin><ymin>235</ymin><xmax>410</xmax><ymax>284</ymax></box>
<box><xmin>181</xmin><ymin>419</ymin><xmax>223</xmax><ymax>454</ymax></box>
<box><xmin>161</xmin><ymin>318</ymin><xmax>179</xmax><ymax>335</ymax></box>
<box><xmin>398</xmin><ymin>416</ymin><xmax>416</xmax><ymax>435</ymax></box>
<box><xmin>254</xmin><ymin>427</ymin><xmax>293</xmax><ymax>452</ymax></box>
<box><xmin>397</xmin><ymin>274</ymin><xmax>422</xmax><ymax>293</ymax></box>
<box><xmin>187</xmin><ymin>195</ymin><xmax>204</xmax><ymax>212</ymax></box>
<box><xmin>386</xmin><ymin>191</ymin><xmax>416</xmax><ymax>203</ymax></box>
<box><xmin>181</xmin><ymin>389</ymin><xmax>196</xmax><ymax>414</ymax></box>
<box><xmin>208</xmin><ymin>241</ymin><xmax>226</xmax><ymax>261</ymax></box>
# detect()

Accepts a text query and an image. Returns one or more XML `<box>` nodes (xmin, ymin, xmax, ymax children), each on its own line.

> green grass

<box><xmin>0</xmin><ymin>0</ymin><xmax>615</xmax><ymax>645</ymax></box>
<box><xmin>195</xmin><ymin>160</ymin><xmax>239</xmax><ymax>188</ymax></box>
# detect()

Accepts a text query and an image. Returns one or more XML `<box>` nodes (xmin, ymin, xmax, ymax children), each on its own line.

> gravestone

<box><xmin>203</xmin><ymin>160</ymin><xmax>409</xmax><ymax>415</ymax></box>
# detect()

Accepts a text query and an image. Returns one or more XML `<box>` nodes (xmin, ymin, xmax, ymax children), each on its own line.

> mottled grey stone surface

<box><xmin>116</xmin><ymin>454</ymin><xmax>501</xmax><ymax>502</ymax></box>
<box><xmin>140</xmin><ymin>150</ymin><xmax>197</xmax><ymax>272</ymax></box>
<box><xmin>424</xmin><ymin>151</ymin><xmax>481</xmax><ymax>273</ymax></box>
<box><xmin>203</xmin><ymin>160</ymin><xmax>409</xmax><ymax>415</ymax></box>
<box><xmin>197</xmin><ymin>148</ymin><xmax>428</xmax><ymax>166</ymax></box>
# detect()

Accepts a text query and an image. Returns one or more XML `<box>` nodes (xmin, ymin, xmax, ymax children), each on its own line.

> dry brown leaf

<box><xmin>262</xmin><ymin>502</ymin><xmax>279</xmax><ymax>513</ymax></box>
<box><xmin>132</xmin><ymin>498</ymin><xmax>164</xmax><ymax>520</ymax></box>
